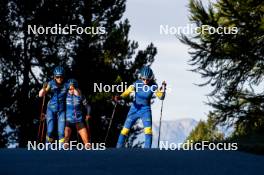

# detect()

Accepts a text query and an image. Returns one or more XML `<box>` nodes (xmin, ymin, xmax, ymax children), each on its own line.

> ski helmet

<box><xmin>53</xmin><ymin>66</ymin><xmax>65</xmax><ymax>77</ymax></box>
<box><xmin>140</xmin><ymin>66</ymin><xmax>154</xmax><ymax>80</ymax></box>
<box><xmin>68</xmin><ymin>79</ymin><xmax>78</xmax><ymax>88</ymax></box>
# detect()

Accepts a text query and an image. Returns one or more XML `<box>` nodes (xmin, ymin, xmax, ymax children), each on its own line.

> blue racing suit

<box><xmin>45</xmin><ymin>80</ymin><xmax>67</xmax><ymax>143</ymax></box>
<box><xmin>66</xmin><ymin>93</ymin><xmax>91</xmax><ymax>124</ymax></box>
<box><xmin>116</xmin><ymin>80</ymin><xmax>165</xmax><ymax>148</ymax></box>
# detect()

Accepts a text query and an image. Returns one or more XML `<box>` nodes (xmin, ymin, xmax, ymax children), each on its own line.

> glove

<box><xmin>85</xmin><ymin>115</ymin><xmax>91</xmax><ymax>121</ymax></box>
<box><xmin>43</xmin><ymin>82</ymin><xmax>48</xmax><ymax>89</ymax></box>
<box><xmin>162</xmin><ymin>81</ymin><xmax>167</xmax><ymax>87</ymax></box>
<box><xmin>160</xmin><ymin>81</ymin><xmax>167</xmax><ymax>91</ymax></box>
<box><xmin>113</xmin><ymin>95</ymin><xmax>121</xmax><ymax>102</ymax></box>
<box><xmin>40</xmin><ymin>113</ymin><xmax>46</xmax><ymax>121</ymax></box>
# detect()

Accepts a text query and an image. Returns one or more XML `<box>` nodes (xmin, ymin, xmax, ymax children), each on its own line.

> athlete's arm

<box><xmin>82</xmin><ymin>96</ymin><xmax>92</xmax><ymax>117</ymax></box>
<box><xmin>68</xmin><ymin>85</ymin><xmax>81</xmax><ymax>96</ymax></box>
<box><xmin>155</xmin><ymin>81</ymin><xmax>166</xmax><ymax>100</ymax></box>
<box><xmin>73</xmin><ymin>89</ymin><xmax>81</xmax><ymax>96</ymax></box>
<box><xmin>39</xmin><ymin>82</ymin><xmax>50</xmax><ymax>97</ymax></box>
<box><xmin>114</xmin><ymin>85</ymin><xmax>135</xmax><ymax>102</ymax></box>
<box><xmin>120</xmin><ymin>85</ymin><xmax>135</xmax><ymax>98</ymax></box>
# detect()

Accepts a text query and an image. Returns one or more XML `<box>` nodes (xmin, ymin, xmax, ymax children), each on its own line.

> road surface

<box><xmin>0</xmin><ymin>149</ymin><xmax>263</xmax><ymax>175</ymax></box>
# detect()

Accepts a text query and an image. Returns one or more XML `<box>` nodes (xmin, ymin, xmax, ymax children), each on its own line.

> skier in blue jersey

<box><xmin>115</xmin><ymin>66</ymin><xmax>166</xmax><ymax>148</ymax></box>
<box><xmin>39</xmin><ymin>66</ymin><xmax>67</xmax><ymax>144</ymax></box>
<box><xmin>64</xmin><ymin>79</ymin><xmax>91</xmax><ymax>148</ymax></box>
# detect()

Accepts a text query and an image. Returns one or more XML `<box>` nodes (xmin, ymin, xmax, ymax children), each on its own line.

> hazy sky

<box><xmin>124</xmin><ymin>0</ymin><xmax>213</xmax><ymax>121</ymax></box>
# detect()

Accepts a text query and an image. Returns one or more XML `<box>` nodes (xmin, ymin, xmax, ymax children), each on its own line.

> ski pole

<box><xmin>158</xmin><ymin>82</ymin><xmax>166</xmax><ymax>148</ymax></box>
<box><xmin>85</xmin><ymin>118</ymin><xmax>91</xmax><ymax>143</ymax></box>
<box><xmin>40</xmin><ymin>114</ymin><xmax>45</xmax><ymax>143</ymax></box>
<box><xmin>73</xmin><ymin>94</ymin><xmax>80</xmax><ymax>144</ymax></box>
<box><xmin>38</xmin><ymin>95</ymin><xmax>46</xmax><ymax>143</ymax></box>
<box><xmin>157</xmin><ymin>100</ymin><xmax>164</xmax><ymax>148</ymax></box>
<box><xmin>104</xmin><ymin>102</ymin><xmax>118</xmax><ymax>144</ymax></box>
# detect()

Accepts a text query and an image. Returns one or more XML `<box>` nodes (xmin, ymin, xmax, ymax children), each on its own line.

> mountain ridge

<box><xmin>131</xmin><ymin>118</ymin><xmax>198</xmax><ymax>148</ymax></box>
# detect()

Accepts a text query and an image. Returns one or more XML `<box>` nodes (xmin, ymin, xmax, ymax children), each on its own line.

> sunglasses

<box><xmin>55</xmin><ymin>76</ymin><xmax>63</xmax><ymax>79</ymax></box>
<box><xmin>142</xmin><ymin>78</ymin><xmax>150</xmax><ymax>81</ymax></box>
<box><xmin>69</xmin><ymin>84</ymin><xmax>75</xmax><ymax>87</ymax></box>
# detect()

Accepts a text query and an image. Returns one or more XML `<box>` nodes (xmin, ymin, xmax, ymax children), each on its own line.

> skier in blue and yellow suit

<box><xmin>39</xmin><ymin>66</ymin><xmax>67</xmax><ymax>144</ymax></box>
<box><xmin>116</xmin><ymin>66</ymin><xmax>166</xmax><ymax>148</ymax></box>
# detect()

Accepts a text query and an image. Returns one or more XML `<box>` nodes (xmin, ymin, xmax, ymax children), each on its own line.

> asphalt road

<box><xmin>0</xmin><ymin>149</ymin><xmax>263</xmax><ymax>175</ymax></box>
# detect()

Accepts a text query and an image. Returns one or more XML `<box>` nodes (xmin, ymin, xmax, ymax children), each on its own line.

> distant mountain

<box><xmin>130</xmin><ymin>118</ymin><xmax>198</xmax><ymax>148</ymax></box>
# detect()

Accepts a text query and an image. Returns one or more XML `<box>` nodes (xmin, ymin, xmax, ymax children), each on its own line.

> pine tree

<box><xmin>0</xmin><ymin>0</ymin><xmax>157</xmax><ymax>147</ymax></box>
<box><xmin>180</xmin><ymin>0</ymin><xmax>264</xmax><ymax>137</ymax></box>
<box><xmin>186</xmin><ymin>113</ymin><xmax>224</xmax><ymax>142</ymax></box>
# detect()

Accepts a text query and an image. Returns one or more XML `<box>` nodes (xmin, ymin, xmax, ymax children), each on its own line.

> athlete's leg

<box><xmin>46</xmin><ymin>108</ymin><xmax>55</xmax><ymax>143</ymax></box>
<box><xmin>77</xmin><ymin>122</ymin><xmax>90</xmax><ymax>149</ymax></box>
<box><xmin>57</xmin><ymin>111</ymin><xmax>66</xmax><ymax>143</ymax></box>
<box><xmin>141</xmin><ymin>110</ymin><xmax>152</xmax><ymax>148</ymax></box>
<box><xmin>116</xmin><ymin>112</ymin><xmax>138</xmax><ymax>148</ymax></box>
<box><xmin>85</xmin><ymin>118</ymin><xmax>91</xmax><ymax>143</ymax></box>
<box><xmin>64</xmin><ymin>123</ymin><xmax>72</xmax><ymax>148</ymax></box>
